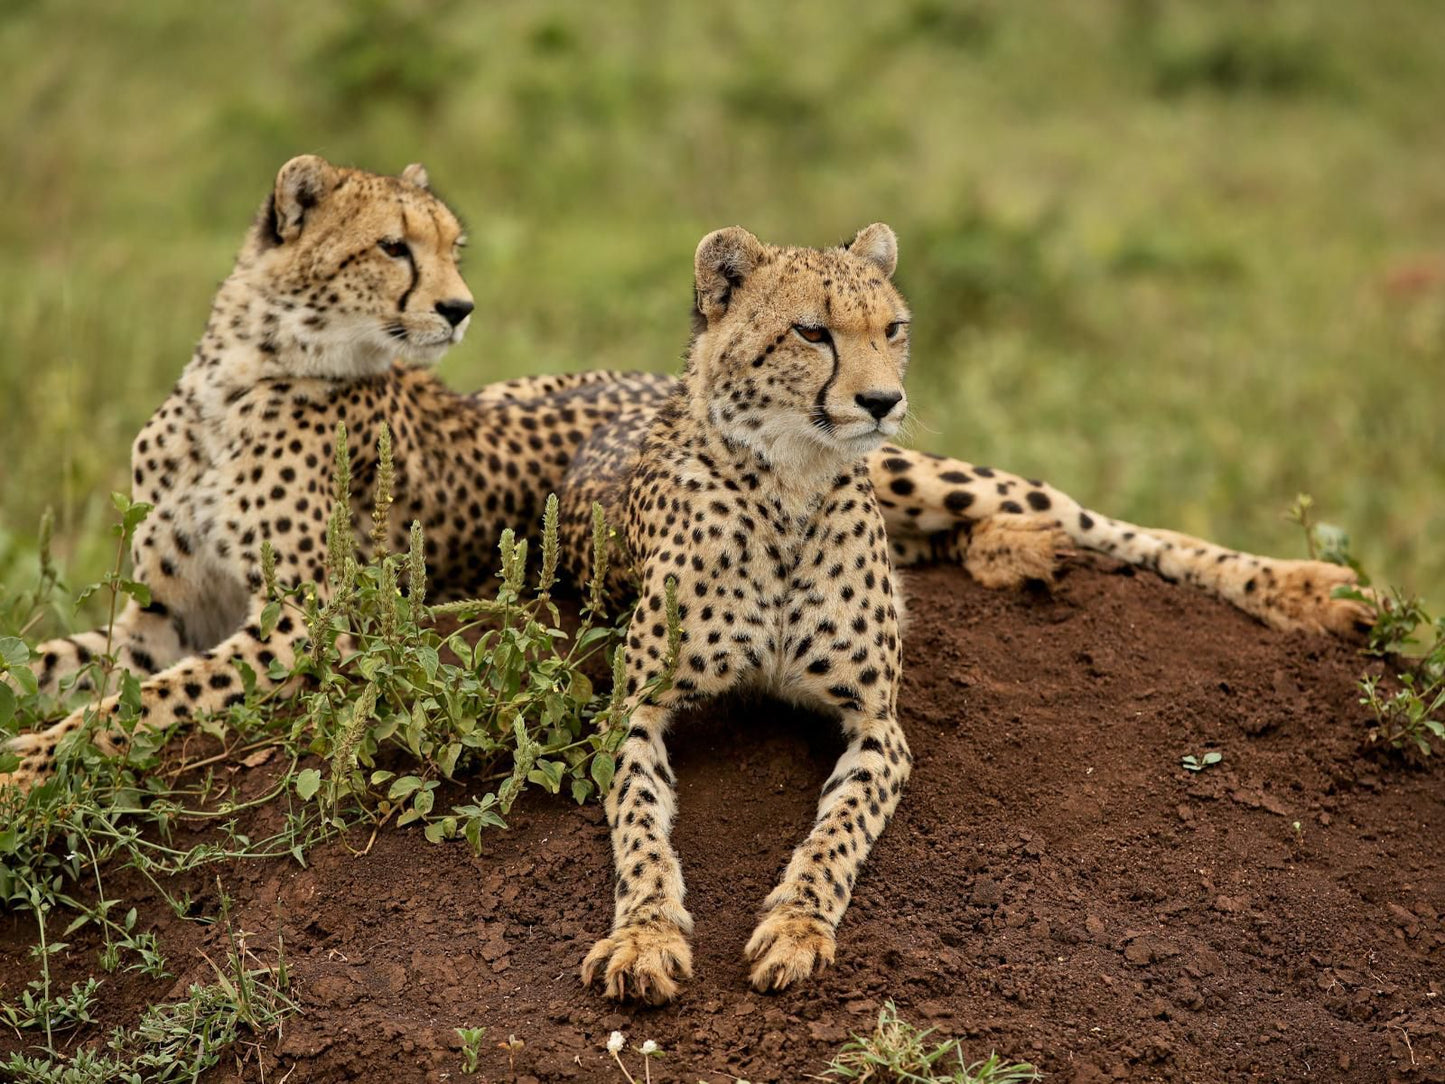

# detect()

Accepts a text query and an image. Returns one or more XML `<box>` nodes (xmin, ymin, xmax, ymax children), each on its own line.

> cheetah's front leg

<box><xmin>746</xmin><ymin>711</ymin><xmax>912</xmax><ymax>991</ymax></box>
<box><xmin>0</xmin><ymin>597</ymin><xmax>304</xmax><ymax>790</ymax></box>
<box><xmin>581</xmin><ymin>704</ymin><xmax>694</xmax><ymax>1004</ymax></box>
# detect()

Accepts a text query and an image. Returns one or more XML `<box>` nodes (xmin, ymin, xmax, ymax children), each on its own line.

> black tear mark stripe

<box><xmin>811</xmin><ymin>332</ymin><xmax>842</xmax><ymax>431</ymax></box>
<box><xmin>396</xmin><ymin>207</ymin><xmax>419</xmax><ymax>313</ymax></box>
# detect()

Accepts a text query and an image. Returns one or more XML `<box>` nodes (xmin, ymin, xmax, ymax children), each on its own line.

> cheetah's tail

<box><xmin>868</xmin><ymin>445</ymin><xmax>1373</xmax><ymax>638</ymax></box>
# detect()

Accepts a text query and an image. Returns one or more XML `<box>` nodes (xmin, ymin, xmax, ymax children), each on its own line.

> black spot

<box><xmin>944</xmin><ymin>490</ymin><xmax>974</xmax><ymax>514</ymax></box>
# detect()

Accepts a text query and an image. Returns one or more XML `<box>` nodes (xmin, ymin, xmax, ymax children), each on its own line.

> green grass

<box><xmin>822</xmin><ymin>1001</ymin><xmax>1040</xmax><ymax>1083</ymax></box>
<box><xmin>2</xmin><ymin>0</ymin><xmax>1444</xmax><ymax>619</ymax></box>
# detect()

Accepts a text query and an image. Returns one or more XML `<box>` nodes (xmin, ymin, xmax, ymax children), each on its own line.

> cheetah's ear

<box><xmin>272</xmin><ymin>155</ymin><xmax>337</xmax><ymax>244</ymax></box>
<box><xmin>846</xmin><ymin>223</ymin><xmax>898</xmax><ymax>279</ymax></box>
<box><xmin>400</xmin><ymin>162</ymin><xmax>430</xmax><ymax>190</ymax></box>
<box><xmin>694</xmin><ymin>226</ymin><xmax>766</xmax><ymax>324</ymax></box>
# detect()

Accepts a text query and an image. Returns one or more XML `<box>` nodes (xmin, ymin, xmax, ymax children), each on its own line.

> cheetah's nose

<box><xmin>855</xmin><ymin>389</ymin><xmax>903</xmax><ymax>420</ymax></box>
<box><xmin>435</xmin><ymin>299</ymin><xmax>475</xmax><ymax>327</ymax></box>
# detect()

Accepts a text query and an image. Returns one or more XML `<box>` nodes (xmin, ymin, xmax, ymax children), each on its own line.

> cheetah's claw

<box><xmin>581</xmin><ymin>919</ymin><xmax>693</xmax><ymax>1005</ymax></box>
<box><xmin>744</xmin><ymin>908</ymin><xmax>836</xmax><ymax>992</ymax></box>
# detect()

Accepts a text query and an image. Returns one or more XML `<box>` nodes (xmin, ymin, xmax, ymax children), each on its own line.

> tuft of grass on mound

<box><xmin>821</xmin><ymin>1001</ymin><xmax>1040</xmax><ymax>1084</ymax></box>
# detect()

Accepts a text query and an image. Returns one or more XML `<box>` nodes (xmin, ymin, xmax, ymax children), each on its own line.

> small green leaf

<box><xmin>10</xmin><ymin>666</ymin><xmax>37</xmax><ymax>697</ymax></box>
<box><xmin>1202</xmin><ymin>751</ymin><xmax>1223</xmax><ymax>766</ymax></box>
<box><xmin>0</xmin><ymin>637</ymin><xmax>28</xmax><ymax>668</ymax></box>
<box><xmin>571</xmin><ymin>778</ymin><xmax>593</xmax><ymax>805</ymax></box>
<box><xmin>119</xmin><ymin>671</ymin><xmax>143</xmax><ymax>717</ymax></box>
<box><xmin>119</xmin><ymin>578</ymin><xmax>151</xmax><ymax>607</ymax></box>
<box><xmin>259</xmin><ymin>600</ymin><xmax>283</xmax><ymax>640</ymax></box>
<box><xmin>439</xmin><ymin>742</ymin><xmax>462</xmax><ymax>779</ymax></box>
<box><xmin>296</xmin><ymin>769</ymin><xmax>322</xmax><ymax>801</ymax></box>
<box><xmin>388</xmin><ymin>775</ymin><xmax>423</xmax><ymax>800</ymax></box>
<box><xmin>0</xmin><ymin>684</ymin><xmax>15</xmax><ymax>729</ymax></box>
<box><xmin>590</xmin><ymin>753</ymin><xmax>616</xmax><ymax>793</ymax></box>
<box><xmin>568</xmin><ymin>670</ymin><xmax>594</xmax><ymax>704</ymax></box>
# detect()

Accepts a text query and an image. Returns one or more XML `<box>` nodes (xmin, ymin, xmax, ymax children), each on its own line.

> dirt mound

<box><xmin>3</xmin><ymin>561</ymin><xmax>1443</xmax><ymax>1083</ymax></box>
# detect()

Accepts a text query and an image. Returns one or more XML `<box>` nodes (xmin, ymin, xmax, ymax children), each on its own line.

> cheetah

<box><xmin>2</xmin><ymin>158</ymin><xmax>1369</xmax><ymax>993</ymax></box>
<box><xmin>561</xmin><ymin>223</ymin><xmax>1371</xmax><ymax>1002</ymax></box>
<box><xmin>0</xmin><ymin>155</ymin><xmax>672</xmax><ymax>788</ymax></box>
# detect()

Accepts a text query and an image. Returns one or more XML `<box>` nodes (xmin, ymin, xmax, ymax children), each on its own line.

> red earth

<box><xmin>2</xmin><ymin>560</ymin><xmax>1442</xmax><ymax>1083</ymax></box>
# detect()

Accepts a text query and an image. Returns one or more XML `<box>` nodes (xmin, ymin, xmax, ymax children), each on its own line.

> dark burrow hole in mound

<box><xmin>2</xmin><ymin>562</ymin><xmax>1442</xmax><ymax>1083</ymax></box>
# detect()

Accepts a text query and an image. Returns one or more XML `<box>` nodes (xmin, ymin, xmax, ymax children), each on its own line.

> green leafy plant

<box><xmin>0</xmin><ymin>423</ymin><xmax>678</xmax><ymax>1077</ymax></box>
<box><xmin>0</xmin><ymin>881</ymin><xmax>293</xmax><ymax>1083</ymax></box>
<box><xmin>824</xmin><ymin>1001</ymin><xmax>1039</xmax><ymax>1083</ymax></box>
<box><xmin>456</xmin><ymin>1025</ymin><xmax>487</xmax><ymax>1075</ymax></box>
<box><xmin>1181</xmin><ymin>751</ymin><xmax>1223</xmax><ymax>772</ymax></box>
<box><xmin>1360</xmin><ymin>637</ymin><xmax>1445</xmax><ymax>758</ymax></box>
<box><xmin>1289</xmin><ymin>494</ymin><xmax>1444</xmax><ymax>758</ymax></box>
<box><xmin>0</xmin><ymin>976</ymin><xmax>101</xmax><ymax>1034</ymax></box>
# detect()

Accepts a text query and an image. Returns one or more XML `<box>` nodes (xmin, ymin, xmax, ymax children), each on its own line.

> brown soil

<box><xmin>3</xmin><ymin>561</ymin><xmax>1443</xmax><ymax>1083</ymax></box>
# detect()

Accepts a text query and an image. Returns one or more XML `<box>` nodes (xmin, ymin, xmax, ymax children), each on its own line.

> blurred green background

<box><xmin>2</xmin><ymin>0</ymin><xmax>1443</xmax><ymax>619</ymax></box>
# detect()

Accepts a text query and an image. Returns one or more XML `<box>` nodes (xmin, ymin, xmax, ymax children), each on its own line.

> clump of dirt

<box><xmin>2</xmin><ymin>562</ymin><xmax>1442</xmax><ymax>1083</ymax></box>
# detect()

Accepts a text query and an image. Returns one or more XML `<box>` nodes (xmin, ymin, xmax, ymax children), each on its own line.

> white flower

<box><xmin>640</xmin><ymin>1040</ymin><xmax>659</xmax><ymax>1056</ymax></box>
<box><xmin>607</xmin><ymin>1031</ymin><xmax>626</xmax><ymax>1054</ymax></box>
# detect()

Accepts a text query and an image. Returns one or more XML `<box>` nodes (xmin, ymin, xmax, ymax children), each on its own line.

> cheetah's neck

<box><xmin>674</xmin><ymin>378</ymin><xmax>864</xmax><ymax>520</ymax></box>
<box><xmin>181</xmin><ymin>266</ymin><xmax>396</xmax><ymax>405</ymax></box>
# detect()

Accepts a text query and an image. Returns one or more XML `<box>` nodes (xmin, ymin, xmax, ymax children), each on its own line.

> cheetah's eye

<box><xmin>885</xmin><ymin>321</ymin><xmax>908</xmax><ymax>340</ymax></box>
<box><xmin>379</xmin><ymin>239</ymin><xmax>411</xmax><ymax>259</ymax></box>
<box><xmin>792</xmin><ymin>324</ymin><xmax>832</xmax><ymax>345</ymax></box>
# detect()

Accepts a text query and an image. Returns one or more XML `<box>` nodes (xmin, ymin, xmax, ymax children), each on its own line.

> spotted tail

<box><xmin>867</xmin><ymin>445</ymin><xmax>1372</xmax><ymax>637</ymax></box>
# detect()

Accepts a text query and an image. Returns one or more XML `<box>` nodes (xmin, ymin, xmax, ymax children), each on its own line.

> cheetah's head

<box><xmin>688</xmin><ymin>224</ymin><xmax>910</xmax><ymax>472</ymax></box>
<box><xmin>241</xmin><ymin>155</ymin><xmax>473</xmax><ymax>377</ymax></box>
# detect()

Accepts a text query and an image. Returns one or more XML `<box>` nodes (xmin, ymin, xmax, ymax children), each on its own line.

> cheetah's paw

<box><xmin>1256</xmin><ymin>561</ymin><xmax>1376</xmax><ymax>637</ymax></box>
<box><xmin>581</xmin><ymin>919</ymin><xmax>693</xmax><ymax>1005</ymax></box>
<box><xmin>745</xmin><ymin>908</ymin><xmax>836</xmax><ymax>992</ymax></box>
<box><xmin>963</xmin><ymin>514</ymin><xmax>1072</xmax><ymax>591</ymax></box>
<box><xmin>0</xmin><ymin>732</ymin><xmax>58</xmax><ymax>793</ymax></box>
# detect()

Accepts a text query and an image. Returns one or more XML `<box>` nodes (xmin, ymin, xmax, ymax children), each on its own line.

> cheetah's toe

<box><xmin>745</xmin><ymin>908</ymin><xmax>836</xmax><ymax>992</ymax></box>
<box><xmin>581</xmin><ymin>919</ymin><xmax>693</xmax><ymax>1005</ymax></box>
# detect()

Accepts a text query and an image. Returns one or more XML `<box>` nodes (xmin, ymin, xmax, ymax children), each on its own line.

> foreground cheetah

<box><xmin>2</xmin><ymin>161</ymin><xmax>1368</xmax><ymax>990</ymax></box>
<box><xmin>562</xmin><ymin>223</ymin><xmax>1371</xmax><ymax>1002</ymax></box>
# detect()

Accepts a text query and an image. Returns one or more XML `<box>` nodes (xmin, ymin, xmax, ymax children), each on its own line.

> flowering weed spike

<box><xmin>607</xmin><ymin>644</ymin><xmax>628</xmax><ymax>730</ymax></box>
<box><xmin>379</xmin><ymin>555</ymin><xmax>400</xmax><ymax>647</ymax></box>
<box><xmin>588</xmin><ymin>501</ymin><xmax>610</xmax><ymax>617</ymax></box>
<box><xmin>370</xmin><ymin>421</ymin><xmax>394</xmax><ymax>554</ymax></box>
<box><xmin>407</xmin><ymin>520</ymin><xmax>427</xmax><ymax>610</ymax></box>
<box><xmin>538</xmin><ymin>492</ymin><xmax>560</xmax><ymax>596</ymax></box>
<box><xmin>331</xmin><ymin>422</ymin><xmax>351</xmax><ymax>505</ymax></box>
<box><xmin>260</xmin><ymin>540</ymin><xmax>278</xmax><ymax>600</ymax></box>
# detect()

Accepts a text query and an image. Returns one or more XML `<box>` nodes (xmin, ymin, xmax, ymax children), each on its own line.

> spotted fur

<box><xmin>4</xmin><ymin>165</ymin><xmax>1370</xmax><ymax>1001</ymax></box>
